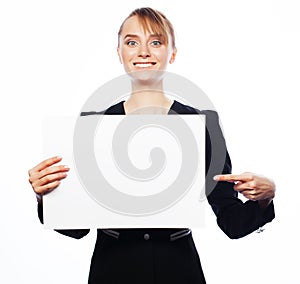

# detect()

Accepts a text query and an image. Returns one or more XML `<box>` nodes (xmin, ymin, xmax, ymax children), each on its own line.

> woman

<box><xmin>28</xmin><ymin>7</ymin><xmax>275</xmax><ymax>283</ymax></box>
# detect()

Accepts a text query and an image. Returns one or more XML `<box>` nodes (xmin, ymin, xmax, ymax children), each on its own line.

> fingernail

<box><xmin>213</xmin><ymin>175</ymin><xmax>219</xmax><ymax>181</ymax></box>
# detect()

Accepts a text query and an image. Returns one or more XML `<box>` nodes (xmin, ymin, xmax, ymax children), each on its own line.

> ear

<box><xmin>117</xmin><ymin>47</ymin><xmax>123</xmax><ymax>64</ymax></box>
<box><xmin>169</xmin><ymin>47</ymin><xmax>177</xmax><ymax>64</ymax></box>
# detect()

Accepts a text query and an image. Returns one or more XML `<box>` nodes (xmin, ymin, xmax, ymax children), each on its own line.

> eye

<box><xmin>151</xmin><ymin>40</ymin><xmax>162</xmax><ymax>46</ymax></box>
<box><xmin>126</xmin><ymin>40</ymin><xmax>138</xmax><ymax>46</ymax></box>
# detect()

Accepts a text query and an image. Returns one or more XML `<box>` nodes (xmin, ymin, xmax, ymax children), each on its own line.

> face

<box><xmin>117</xmin><ymin>16</ymin><xmax>177</xmax><ymax>83</ymax></box>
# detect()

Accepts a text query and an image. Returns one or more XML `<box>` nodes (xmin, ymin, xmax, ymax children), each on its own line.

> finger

<box><xmin>233</xmin><ymin>181</ymin><xmax>257</xmax><ymax>192</ymax></box>
<box><xmin>242</xmin><ymin>191</ymin><xmax>260</xmax><ymax>201</ymax></box>
<box><xmin>34</xmin><ymin>180</ymin><xmax>61</xmax><ymax>195</ymax></box>
<box><xmin>243</xmin><ymin>188</ymin><xmax>275</xmax><ymax>201</ymax></box>
<box><xmin>28</xmin><ymin>156</ymin><xmax>62</xmax><ymax>176</ymax></box>
<box><xmin>38</xmin><ymin>165</ymin><xmax>69</xmax><ymax>180</ymax></box>
<box><xmin>213</xmin><ymin>173</ymin><xmax>254</xmax><ymax>183</ymax></box>
<box><xmin>31</xmin><ymin>172</ymin><xmax>68</xmax><ymax>189</ymax></box>
<box><xmin>29</xmin><ymin>165</ymin><xmax>69</xmax><ymax>184</ymax></box>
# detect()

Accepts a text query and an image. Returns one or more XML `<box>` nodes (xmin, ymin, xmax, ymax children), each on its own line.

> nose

<box><xmin>138</xmin><ymin>43</ymin><xmax>150</xmax><ymax>58</ymax></box>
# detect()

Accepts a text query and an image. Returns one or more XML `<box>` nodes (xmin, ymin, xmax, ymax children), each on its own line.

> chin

<box><xmin>128</xmin><ymin>69</ymin><xmax>166</xmax><ymax>85</ymax></box>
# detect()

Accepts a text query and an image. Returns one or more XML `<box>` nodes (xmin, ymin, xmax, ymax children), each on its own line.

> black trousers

<box><xmin>88</xmin><ymin>229</ymin><xmax>206</xmax><ymax>284</ymax></box>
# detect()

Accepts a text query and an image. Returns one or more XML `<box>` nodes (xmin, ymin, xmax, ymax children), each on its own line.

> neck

<box><xmin>124</xmin><ymin>80</ymin><xmax>173</xmax><ymax>114</ymax></box>
<box><xmin>129</xmin><ymin>80</ymin><xmax>168</xmax><ymax>106</ymax></box>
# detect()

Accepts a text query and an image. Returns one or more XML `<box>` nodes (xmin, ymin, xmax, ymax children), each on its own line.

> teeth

<box><xmin>135</xmin><ymin>63</ymin><xmax>153</xmax><ymax>68</ymax></box>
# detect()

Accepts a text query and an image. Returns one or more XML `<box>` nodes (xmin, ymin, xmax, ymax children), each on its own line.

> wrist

<box><xmin>258</xmin><ymin>198</ymin><xmax>272</xmax><ymax>209</ymax></box>
<box><xmin>36</xmin><ymin>193</ymin><xmax>43</xmax><ymax>203</ymax></box>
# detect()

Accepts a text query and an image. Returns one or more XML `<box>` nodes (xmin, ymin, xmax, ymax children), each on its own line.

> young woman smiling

<box><xmin>28</xmin><ymin>7</ymin><xmax>275</xmax><ymax>284</ymax></box>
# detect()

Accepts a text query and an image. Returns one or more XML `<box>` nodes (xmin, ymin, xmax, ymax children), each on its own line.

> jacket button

<box><xmin>144</xmin><ymin>233</ymin><xmax>150</xmax><ymax>240</ymax></box>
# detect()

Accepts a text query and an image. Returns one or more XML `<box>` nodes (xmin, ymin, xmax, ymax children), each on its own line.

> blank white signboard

<box><xmin>43</xmin><ymin>114</ymin><xmax>205</xmax><ymax>229</ymax></box>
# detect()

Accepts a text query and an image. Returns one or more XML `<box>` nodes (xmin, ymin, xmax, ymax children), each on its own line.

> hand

<box><xmin>28</xmin><ymin>156</ymin><xmax>69</xmax><ymax>202</ymax></box>
<box><xmin>213</xmin><ymin>172</ymin><xmax>275</xmax><ymax>207</ymax></box>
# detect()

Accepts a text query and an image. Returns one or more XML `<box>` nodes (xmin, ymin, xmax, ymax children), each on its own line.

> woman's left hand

<box><xmin>213</xmin><ymin>172</ymin><xmax>275</xmax><ymax>208</ymax></box>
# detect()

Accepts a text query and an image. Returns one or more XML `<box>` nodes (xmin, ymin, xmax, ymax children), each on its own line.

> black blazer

<box><xmin>37</xmin><ymin>99</ymin><xmax>275</xmax><ymax>283</ymax></box>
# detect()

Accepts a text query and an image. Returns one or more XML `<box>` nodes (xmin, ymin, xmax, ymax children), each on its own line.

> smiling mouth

<box><xmin>133</xmin><ymin>62</ymin><xmax>157</xmax><ymax>68</ymax></box>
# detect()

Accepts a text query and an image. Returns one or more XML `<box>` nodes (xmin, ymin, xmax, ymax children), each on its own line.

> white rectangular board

<box><xmin>43</xmin><ymin>114</ymin><xmax>206</xmax><ymax>229</ymax></box>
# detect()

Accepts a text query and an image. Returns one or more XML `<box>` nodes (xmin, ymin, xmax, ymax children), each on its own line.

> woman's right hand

<box><xmin>28</xmin><ymin>156</ymin><xmax>70</xmax><ymax>202</ymax></box>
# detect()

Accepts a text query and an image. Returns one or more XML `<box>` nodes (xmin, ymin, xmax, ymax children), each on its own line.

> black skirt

<box><xmin>88</xmin><ymin>229</ymin><xmax>206</xmax><ymax>284</ymax></box>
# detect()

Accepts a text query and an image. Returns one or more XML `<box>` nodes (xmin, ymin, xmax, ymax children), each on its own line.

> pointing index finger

<box><xmin>213</xmin><ymin>174</ymin><xmax>253</xmax><ymax>183</ymax></box>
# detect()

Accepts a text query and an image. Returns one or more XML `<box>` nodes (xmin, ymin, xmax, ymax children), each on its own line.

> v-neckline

<box><xmin>121</xmin><ymin>100</ymin><xmax>177</xmax><ymax>115</ymax></box>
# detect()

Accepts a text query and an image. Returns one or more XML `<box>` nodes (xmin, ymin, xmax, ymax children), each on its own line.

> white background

<box><xmin>0</xmin><ymin>0</ymin><xmax>299</xmax><ymax>283</ymax></box>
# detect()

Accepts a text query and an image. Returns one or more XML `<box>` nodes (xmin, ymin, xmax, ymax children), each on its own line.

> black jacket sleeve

<box><xmin>37</xmin><ymin>202</ymin><xmax>90</xmax><ymax>239</ymax></box>
<box><xmin>203</xmin><ymin>110</ymin><xmax>275</xmax><ymax>239</ymax></box>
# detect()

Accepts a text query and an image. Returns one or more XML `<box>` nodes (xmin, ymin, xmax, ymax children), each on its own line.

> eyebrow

<box><xmin>123</xmin><ymin>33</ymin><xmax>163</xmax><ymax>40</ymax></box>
